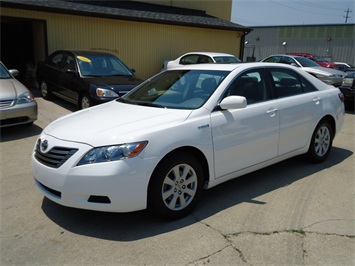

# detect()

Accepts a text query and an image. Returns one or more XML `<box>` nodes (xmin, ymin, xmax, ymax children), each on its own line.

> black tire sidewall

<box><xmin>79</xmin><ymin>93</ymin><xmax>92</xmax><ymax>109</ymax></box>
<box><xmin>148</xmin><ymin>151</ymin><xmax>205</xmax><ymax>219</ymax></box>
<box><xmin>40</xmin><ymin>80</ymin><xmax>52</xmax><ymax>100</ymax></box>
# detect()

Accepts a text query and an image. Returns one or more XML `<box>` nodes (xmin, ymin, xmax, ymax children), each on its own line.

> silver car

<box><xmin>0</xmin><ymin>61</ymin><xmax>38</xmax><ymax>127</ymax></box>
<box><xmin>261</xmin><ymin>55</ymin><xmax>345</xmax><ymax>87</ymax></box>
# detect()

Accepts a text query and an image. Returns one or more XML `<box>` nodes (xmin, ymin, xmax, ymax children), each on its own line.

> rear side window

<box><xmin>197</xmin><ymin>55</ymin><xmax>213</xmax><ymax>64</ymax></box>
<box><xmin>270</xmin><ymin>68</ymin><xmax>316</xmax><ymax>98</ymax></box>
<box><xmin>299</xmin><ymin>75</ymin><xmax>318</xmax><ymax>93</ymax></box>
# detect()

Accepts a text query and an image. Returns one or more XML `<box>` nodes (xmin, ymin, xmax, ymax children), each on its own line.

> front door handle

<box><xmin>266</xmin><ymin>108</ymin><xmax>278</xmax><ymax>117</ymax></box>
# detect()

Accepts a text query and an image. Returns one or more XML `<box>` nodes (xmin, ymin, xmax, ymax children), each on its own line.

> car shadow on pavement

<box><xmin>32</xmin><ymin>87</ymin><xmax>78</xmax><ymax>112</ymax></box>
<box><xmin>50</xmin><ymin>98</ymin><xmax>78</xmax><ymax>112</ymax></box>
<box><xmin>40</xmin><ymin>146</ymin><xmax>352</xmax><ymax>241</ymax></box>
<box><xmin>0</xmin><ymin>123</ymin><xmax>43</xmax><ymax>142</ymax></box>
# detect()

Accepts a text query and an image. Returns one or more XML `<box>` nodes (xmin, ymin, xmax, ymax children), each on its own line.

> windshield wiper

<box><xmin>112</xmin><ymin>74</ymin><xmax>132</xmax><ymax>77</ymax></box>
<box><xmin>116</xmin><ymin>98</ymin><xmax>165</xmax><ymax>108</ymax></box>
<box><xmin>116</xmin><ymin>97</ymin><xmax>129</xmax><ymax>103</ymax></box>
<box><xmin>136</xmin><ymin>102</ymin><xmax>166</xmax><ymax>108</ymax></box>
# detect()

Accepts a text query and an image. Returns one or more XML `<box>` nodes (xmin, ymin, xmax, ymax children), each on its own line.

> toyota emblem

<box><xmin>41</xmin><ymin>140</ymin><xmax>48</xmax><ymax>152</ymax></box>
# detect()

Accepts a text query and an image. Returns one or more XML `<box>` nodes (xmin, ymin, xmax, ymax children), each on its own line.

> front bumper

<box><xmin>0</xmin><ymin>101</ymin><xmax>37</xmax><ymax>127</ymax></box>
<box><xmin>32</xmin><ymin>134</ymin><xmax>155</xmax><ymax>213</ymax></box>
<box><xmin>319</xmin><ymin>76</ymin><xmax>343</xmax><ymax>87</ymax></box>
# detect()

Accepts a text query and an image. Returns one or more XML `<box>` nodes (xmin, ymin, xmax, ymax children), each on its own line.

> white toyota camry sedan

<box><xmin>32</xmin><ymin>63</ymin><xmax>345</xmax><ymax>219</ymax></box>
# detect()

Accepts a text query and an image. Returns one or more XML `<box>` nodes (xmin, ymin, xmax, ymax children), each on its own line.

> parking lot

<box><xmin>1</xmin><ymin>92</ymin><xmax>354</xmax><ymax>265</ymax></box>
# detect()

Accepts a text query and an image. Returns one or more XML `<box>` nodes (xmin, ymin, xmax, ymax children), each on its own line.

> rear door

<box><xmin>58</xmin><ymin>52</ymin><xmax>82</xmax><ymax>103</ymax></box>
<box><xmin>42</xmin><ymin>51</ymin><xmax>65</xmax><ymax>94</ymax></box>
<box><xmin>268</xmin><ymin>68</ymin><xmax>323</xmax><ymax>155</ymax></box>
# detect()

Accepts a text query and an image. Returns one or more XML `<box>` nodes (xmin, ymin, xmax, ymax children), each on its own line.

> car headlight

<box><xmin>313</xmin><ymin>73</ymin><xmax>328</xmax><ymax>78</ymax></box>
<box><xmin>96</xmin><ymin>88</ymin><xmax>119</xmax><ymax>98</ymax></box>
<box><xmin>16</xmin><ymin>92</ymin><xmax>35</xmax><ymax>104</ymax></box>
<box><xmin>78</xmin><ymin>141</ymin><xmax>148</xmax><ymax>165</ymax></box>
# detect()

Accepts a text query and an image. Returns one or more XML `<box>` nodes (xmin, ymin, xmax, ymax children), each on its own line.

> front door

<box><xmin>211</xmin><ymin>69</ymin><xmax>280</xmax><ymax>179</ymax></box>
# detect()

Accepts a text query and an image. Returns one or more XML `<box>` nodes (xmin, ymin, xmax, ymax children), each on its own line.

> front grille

<box><xmin>0</xmin><ymin>100</ymin><xmax>14</xmax><ymax>108</ymax></box>
<box><xmin>35</xmin><ymin>141</ymin><xmax>78</xmax><ymax>168</ymax></box>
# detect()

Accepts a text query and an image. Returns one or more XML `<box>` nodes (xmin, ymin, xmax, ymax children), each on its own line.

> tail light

<box><xmin>338</xmin><ymin>93</ymin><xmax>345</xmax><ymax>102</ymax></box>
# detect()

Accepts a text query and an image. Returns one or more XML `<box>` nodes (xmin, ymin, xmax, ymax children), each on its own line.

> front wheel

<box><xmin>79</xmin><ymin>93</ymin><xmax>93</xmax><ymax>109</ymax></box>
<box><xmin>148</xmin><ymin>152</ymin><xmax>205</xmax><ymax>219</ymax></box>
<box><xmin>306</xmin><ymin>120</ymin><xmax>333</xmax><ymax>163</ymax></box>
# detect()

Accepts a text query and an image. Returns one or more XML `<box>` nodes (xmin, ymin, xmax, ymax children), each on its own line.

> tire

<box><xmin>79</xmin><ymin>93</ymin><xmax>93</xmax><ymax>109</ymax></box>
<box><xmin>306</xmin><ymin>120</ymin><xmax>333</xmax><ymax>163</ymax></box>
<box><xmin>148</xmin><ymin>151</ymin><xmax>205</xmax><ymax>219</ymax></box>
<box><xmin>40</xmin><ymin>80</ymin><xmax>53</xmax><ymax>100</ymax></box>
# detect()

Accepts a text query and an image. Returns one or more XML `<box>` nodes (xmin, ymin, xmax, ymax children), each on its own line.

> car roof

<box><xmin>264</xmin><ymin>54</ymin><xmax>305</xmax><ymax>60</ymax></box>
<box><xmin>181</xmin><ymin>52</ymin><xmax>237</xmax><ymax>57</ymax></box>
<box><xmin>169</xmin><ymin>62</ymin><xmax>292</xmax><ymax>71</ymax></box>
<box><xmin>55</xmin><ymin>49</ymin><xmax>115</xmax><ymax>56</ymax></box>
<box><xmin>287</xmin><ymin>53</ymin><xmax>315</xmax><ymax>56</ymax></box>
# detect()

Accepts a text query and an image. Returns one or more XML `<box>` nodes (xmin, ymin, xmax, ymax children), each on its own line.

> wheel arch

<box><xmin>318</xmin><ymin>114</ymin><xmax>336</xmax><ymax>140</ymax></box>
<box><xmin>150</xmin><ymin>146</ymin><xmax>210</xmax><ymax>187</ymax></box>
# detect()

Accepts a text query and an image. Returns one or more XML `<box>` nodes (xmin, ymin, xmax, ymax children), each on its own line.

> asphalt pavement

<box><xmin>1</xmin><ymin>94</ymin><xmax>354</xmax><ymax>265</ymax></box>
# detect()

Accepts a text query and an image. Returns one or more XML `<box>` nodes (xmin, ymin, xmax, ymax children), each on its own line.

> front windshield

<box><xmin>122</xmin><ymin>70</ymin><xmax>229</xmax><ymax>109</ymax></box>
<box><xmin>77</xmin><ymin>55</ymin><xmax>133</xmax><ymax>77</ymax></box>
<box><xmin>314</xmin><ymin>56</ymin><xmax>328</xmax><ymax>62</ymax></box>
<box><xmin>0</xmin><ymin>63</ymin><xmax>12</xmax><ymax>79</ymax></box>
<box><xmin>214</xmin><ymin>56</ymin><xmax>242</xmax><ymax>63</ymax></box>
<box><xmin>296</xmin><ymin>57</ymin><xmax>320</xmax><ymax>67</ymax></box>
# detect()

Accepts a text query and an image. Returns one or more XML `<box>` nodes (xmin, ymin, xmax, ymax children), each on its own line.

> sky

<box><xmin>231</xmin><ymin>0</ymin><xmax>355</xmax><ymax>26</ymax></box>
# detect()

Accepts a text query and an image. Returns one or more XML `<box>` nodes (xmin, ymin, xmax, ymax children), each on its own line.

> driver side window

<box><xmin>224</xmin><ymin>70</ymin><xmax>269</xmax><ymax>104</ymax></box>
<box><xmin>180</xmin><ymin>55</ymin><xmax>199</xmax><ymax>65</ymax></box>
<box><xmin>63</xmin><ymin>55</ymin><xmax>76</xmax><ymax>72</ymax></box>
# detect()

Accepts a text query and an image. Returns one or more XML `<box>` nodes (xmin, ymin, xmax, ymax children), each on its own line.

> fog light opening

<box><xmin>88</xmin><ymin>195</ymin><xmax>111</xmax><ymax>204</ymax></box>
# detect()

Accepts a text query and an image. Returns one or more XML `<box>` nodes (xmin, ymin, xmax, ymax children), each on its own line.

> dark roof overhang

<box><xmin>1</xmin><ymin>0</ymin><xmax>252</xmax><ymax>33</ymax></box>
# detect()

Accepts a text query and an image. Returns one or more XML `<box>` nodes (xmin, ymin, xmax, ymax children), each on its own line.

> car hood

<box><xmin>0</xmin><ymin>78</ymin><xmax>28</xmax><ymax>99</ymax></box>
<box><xmin>85</xmin><ymin>75</ymin><xmax>142</xmax><ymax>90</ymax></box>
<box><xmin>302</xmin><ymin>66</ymin><xmax>345</xmax><ymax>76</ymax></box>
<box><xmin>44</xmin><ymin>100</ymin><xmax>193</xmax><ymax>146</ymax></box>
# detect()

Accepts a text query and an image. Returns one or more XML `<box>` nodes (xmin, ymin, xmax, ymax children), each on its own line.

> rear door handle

<box><xmin>313</xmin><ymin>97</ymin><xmax>321</xmax><ymax>104</ymax></box>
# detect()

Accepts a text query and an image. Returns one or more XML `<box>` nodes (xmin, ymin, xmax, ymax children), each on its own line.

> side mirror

<box><xmin>65</xmin><ymin>69</ymin><xmax>77</xmax><ymax>76</ymax></box>
<box><xmin>219</xmin><ymin>96</ymin><xmax>247</xmax><ymax>110</ymax></box>
<box><xmin>9</xmin><ymin>69</ymin><xmax>19</xmax><ymax>77</ymax></box>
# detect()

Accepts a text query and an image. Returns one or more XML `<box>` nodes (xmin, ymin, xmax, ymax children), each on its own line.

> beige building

<box><xmin>1</xmin><ymin>0</ymin><xmax>251</xmax><ymax>82</ymax></box>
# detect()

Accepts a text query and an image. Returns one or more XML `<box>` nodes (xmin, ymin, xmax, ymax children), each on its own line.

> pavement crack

<box><xmin>191</xmin><ymin>215</ymin><xmax>251</xmax><ymax>265</ymax></box>
<box><xmin>301</xmin><ymin>218</ymin><xmax>355</xmax><ymax>237</ymax></box>
<box><xmin>186</xmin><ymin>244</ymin><xmax>231</xmax><ymax>265</ymax></box>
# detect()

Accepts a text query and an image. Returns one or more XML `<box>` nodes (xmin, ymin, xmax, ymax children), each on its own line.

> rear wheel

<box><xmin>40</xmin><ymin>80</ymin><xmax>53</xmax><ymax>100</ymax></box>
<box><xmin>306</xmin><ymin>120</ymin><xmax>333</xmax><ymax>163</ymax></box>
<box><xmin>148</xmin><ymin>151</ymin><xmax>205</xmax><ymax>219</ymax></box>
